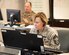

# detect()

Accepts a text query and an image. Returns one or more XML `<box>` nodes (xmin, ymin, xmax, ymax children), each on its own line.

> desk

<box><xmin>0</xmin><ymin>46</ymin><xmax>21</xmax><ymax>55</ymax></box>
<box><xmin>58</xmin><ymin>53</ymin><xmax>69</xmax><ymax>55</ymax></box>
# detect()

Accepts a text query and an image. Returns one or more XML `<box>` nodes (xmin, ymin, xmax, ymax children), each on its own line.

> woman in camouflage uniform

<box><xmin>30</xmin><ymin>12</ymin><xmax>60</xmax><ymax>50</ymax></box>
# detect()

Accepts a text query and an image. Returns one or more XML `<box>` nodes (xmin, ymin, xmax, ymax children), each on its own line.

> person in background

<box><xmin>21</xmin><ymin>1</ymin><xmax>35</xmax><ymax>26</ymax></box>
<box><xmin>30</xmin><ymin>12</ymin><xmax>60</xmax><ymax>50</ymax></box>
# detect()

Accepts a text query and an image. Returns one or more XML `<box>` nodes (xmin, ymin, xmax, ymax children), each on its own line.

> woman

<box><xmin>30</xmin><ymin>12</ymin><xmax>60</xmax><ymax>50</ymax></box>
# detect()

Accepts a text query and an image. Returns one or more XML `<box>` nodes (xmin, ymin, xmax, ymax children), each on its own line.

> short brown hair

<box><xmin>34</xmin><ymin>12</ymin><xmax>48</xmax><ymax>26</ymax></box>
<box><xmin>25</xmin><ymin>1</ymin><xmax>32</xmax><ymax>7</ymax></box>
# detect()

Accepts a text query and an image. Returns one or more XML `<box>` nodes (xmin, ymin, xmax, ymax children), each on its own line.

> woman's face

<box><xmin>34</xmin><ymin>17</ymin><xmax>44</xmax><ymax>30</ymax></box>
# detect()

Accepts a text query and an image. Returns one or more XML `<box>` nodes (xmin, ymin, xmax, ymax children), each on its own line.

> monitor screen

<box><xmin>6</xmin><ymin>9</ymin><xmax>21</xmax><ymax>22</ymax></box>
<box><xmin>0</xmin><ymin>9</ymin><xmax>3</xmax><ymax>20</ymax></box>
<box><xmin>53</xmin><ymin>0</ymin><xmax>69</xmax><ymax>20</ymax></box>
<box><xmin>2</xmin><ymin>30</ymin><xmax>44</xmax><ymax>51</ymax></box>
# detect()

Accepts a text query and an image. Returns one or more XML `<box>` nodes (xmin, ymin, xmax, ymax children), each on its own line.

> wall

<box><xmin>28</xmin><ymin>0</ymin><xmax>49</xmax><ymax>19</ymax></box>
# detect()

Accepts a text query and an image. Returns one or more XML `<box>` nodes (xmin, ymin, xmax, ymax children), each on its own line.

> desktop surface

<box><xmin>0</xmin><ymin>52</ymin><xmax>14</xmax><ymax>55</ymax></box>
<box><xmin>0</xmin><ymin>46</ymin><xmax>20</xmax><ymax>55</ymax></box>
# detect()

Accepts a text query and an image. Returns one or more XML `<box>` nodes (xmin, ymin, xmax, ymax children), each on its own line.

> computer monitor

<box><xmin>0</xmin><ymin>9</ymin><xmax>3</xmax><ymax>20</ymax></box>
<box><xmin>6</xmin><ymin>9</ymin><xmax>21</xmax><ymax>23</ymax></box>
<box><xmin>53</xmin><ymin>0</ymin><xmax>69</xmax><ymax>20</ymax></box>
<box><xmin>2</xmin><ymin>30</ymin><xmax>44</xmax><ymax>52</ymax></box>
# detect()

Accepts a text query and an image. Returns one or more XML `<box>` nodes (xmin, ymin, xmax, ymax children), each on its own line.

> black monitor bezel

<box><xmin>6</xmin><ymin>9</ymin><xmax>21</xmax><ymax>23</ymax></box>
<box><xmin>2</xmin><ymin>30</ymin><xmax>44</xmax><ymax>51</ymax></box>
<box><xmin>0</xmin><ymin>9</ymin><xmax>3</xmax><ymax>20</ymax></box>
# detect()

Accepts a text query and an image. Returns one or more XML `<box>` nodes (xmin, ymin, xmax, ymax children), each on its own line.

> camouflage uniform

<box><xmin>30</xmin><ymin>25</ymin><xmax>60</xmax><ymax>50</ymax></box>
<box><xmin>21</xmin><ymin>11</ymin><xmax>35</xmax><ymax>26</ymax></box>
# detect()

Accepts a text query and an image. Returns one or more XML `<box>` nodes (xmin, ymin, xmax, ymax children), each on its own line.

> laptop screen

<box><xmin>2</xmin><ymin>30</ymin><xmax>44</xmax><ymax>52</ymax></box>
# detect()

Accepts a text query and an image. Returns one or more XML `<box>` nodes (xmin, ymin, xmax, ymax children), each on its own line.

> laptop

<box><xmin>1</xmin><ymin>29</ymin><xmax>44</xmax><ymax>52</ymax></box>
